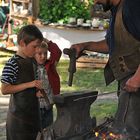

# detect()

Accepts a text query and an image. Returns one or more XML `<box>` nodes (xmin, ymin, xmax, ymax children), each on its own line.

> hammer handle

<box><xmin>63</xmin><ymin>48</ymin><xmax>77</xmax><ymax>86</ymax></box>
<box><xmin>68</xmin><ymin>72</ymin><xmax>74</xmax><ymax>86</ymax></box>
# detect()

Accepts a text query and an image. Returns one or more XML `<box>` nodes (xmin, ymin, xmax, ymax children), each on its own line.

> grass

<box><xmin>0</xmin><ymin>51</ymin><xmax>118</xmax><ymax>124</ymax></box>
<box><xmin>91</xmin><ymin>99</ymin><xmax>118</xmax><ymax>124</ymax></box>
<box><xmin>57</xmin><ymin>60</ymin><xmax>118</xmax><ymax>93</ymax></box>
<box><xmin>57</xmin><ymin>60</ymin><xmax>118</xmax><ymax>124</ymax></box>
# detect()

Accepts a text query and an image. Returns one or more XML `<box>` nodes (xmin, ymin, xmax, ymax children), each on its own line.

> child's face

<box><xmin>35</xmin><ymin>47</ymin><xmax>48</xmax><ymax>65</ymax></box>
<box><xmin>21</xmin><ymin>39</ymin><xmax>42</xmax><ymax>58</ymax></box>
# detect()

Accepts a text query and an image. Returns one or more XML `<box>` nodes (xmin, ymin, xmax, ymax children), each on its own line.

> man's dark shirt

<box><xmin>106</xmin><ymin>0</ymin><xmax>140</xmax><ymax>55</ymax></box>
<box><xmin>106</xmin><ymin>6</ymin><xmax>118</xmax><ymax>55</ymax></box>
<box><xmin>123</xmin><ymin>0</ymin><xmax>140</xmax><ymax>41</ymax></box>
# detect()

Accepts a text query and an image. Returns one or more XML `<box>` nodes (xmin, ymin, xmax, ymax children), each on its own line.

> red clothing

<box><xmin>45</xmin><ymin>41</ymin><xmax>62</xmax><ymax>95</ymax></box>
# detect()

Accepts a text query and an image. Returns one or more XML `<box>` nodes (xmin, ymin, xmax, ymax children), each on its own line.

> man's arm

<box><xmin>71</xmin><ymin>40</ymin><xmax>109</xmax><ymax>58</ymax></box>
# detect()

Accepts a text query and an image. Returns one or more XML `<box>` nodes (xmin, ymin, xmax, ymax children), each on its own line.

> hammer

<box><xmin>63</xmin><ymin>48</ymin><xmax>77</xmax><ymax>86</ymax></box>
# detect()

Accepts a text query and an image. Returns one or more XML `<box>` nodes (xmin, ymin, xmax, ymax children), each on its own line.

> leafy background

<box><xmin>39</xmin><ymin>0</ymin><xmax>94</xmax><ymax>23</ymax></box>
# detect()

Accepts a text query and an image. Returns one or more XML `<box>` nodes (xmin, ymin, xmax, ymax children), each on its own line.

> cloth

<box><xmin>40</xmin><ymin>107</ymin><xmax>53</xmax><ymax>129</ymax></box>
<box><xmin>37</xmin><ymin>65</ymin><xmax>53</xmax><ymax>109</ymax></box>
<box><xmin>1</xmin><ymin>54</ymin><xmax>19</xmax><ymax>84</ymax></box>
<box><xmin>7</xmin><ymin>112</ymin><xmax>38</xmax><ymax>140</ymax></box>
<box><xmin>45</xmin><ymin>41</ymin><xmax>62</xmax><ymax>95</ymax></box>
<box><xmin>113</xmin><ymin>74</ymin><xmax>140</xmax><ymax>133</ymax></box>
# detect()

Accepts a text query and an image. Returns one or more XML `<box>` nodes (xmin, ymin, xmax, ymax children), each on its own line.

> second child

<box><xmin>35</xmin><ymin>39</ymin><xmax>62</xmax><ymax>129</ymax></box>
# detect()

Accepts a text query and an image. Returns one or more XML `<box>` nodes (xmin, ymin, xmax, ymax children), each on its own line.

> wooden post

<box><xmin>32</xmin><ymin>0</ymin><xmax>39</xmax><ymax>21</ymax></box>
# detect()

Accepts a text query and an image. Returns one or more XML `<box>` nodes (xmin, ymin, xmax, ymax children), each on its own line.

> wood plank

<box><xmin>77</xmin><ymin>57</ymin><xmax>108</xmax><ymax>63</ymax></box>
<box><xmin>76</xmin><ymin>62</ymin><xmax>106</xmax><ymax>68</ymax></box>
<box><xmin>12</xmin><ymin>0</ymin><xmax>29</xmax><ymax>3</ymax></box>
<box><xmin>76</xmin><ymin>56</ymin><xmax>108</xmax><ymax>68</ymax></box>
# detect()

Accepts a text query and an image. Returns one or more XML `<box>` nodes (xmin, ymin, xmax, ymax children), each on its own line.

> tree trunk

<box><xmin>32</xmin><ymin>0</ymin><xmax>39</xmax><ymax>20</ymax></box>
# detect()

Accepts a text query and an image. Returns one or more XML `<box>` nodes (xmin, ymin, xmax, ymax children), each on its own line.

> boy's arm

<box><xmin>47</xmin><ymin>41</ymin><xmax>62</xmax><ymax>63</ymax></box>
<box><xmin>1</xmin><ymin>80</ymin><xmax>42</xmax><ymax>95</ymax></box>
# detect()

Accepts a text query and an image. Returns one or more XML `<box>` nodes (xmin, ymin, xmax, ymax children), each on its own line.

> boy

<box><xmin>1</xmin><ymin>24</ymin><xmax>43</xmax><ymax>140</ymax></box>
<box><xmin>35</xmin><ymin>39</ymin><xmax>62</xmax><ymax>129</ymax></box>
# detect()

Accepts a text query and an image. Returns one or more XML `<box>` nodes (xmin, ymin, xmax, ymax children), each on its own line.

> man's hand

<box><xmin>124</xmin><ymin>65</ymin><xmax>140</xmax><ymax>92</ymax></box>
<box><xmin>71</xmin><ymin>43</ymin><xmax>86</xmax><ymax>58</ymax></box>
<box><xmin>124</xmin><ymin>76</ymin><xmax>140</xmax><ymax>92</ymax></box>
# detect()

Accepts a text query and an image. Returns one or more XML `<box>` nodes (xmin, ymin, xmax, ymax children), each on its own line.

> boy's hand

<box><xmin>36</xmin><ymin>90</ymin><xmax>44</xmax><ymax>97</ymax></box>
<box><xmin>28</xmin><ymin>80</ymin><xmax>42</xmax><ymax>89</ymax></box>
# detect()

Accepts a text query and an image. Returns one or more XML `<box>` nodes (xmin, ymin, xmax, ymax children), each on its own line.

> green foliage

<box><xmin>39</xmin><ymin>0</ymin><xmax>94</xmax><ymax>23</ymax></box>
<box><xmin>12</xmin><ymin>21</ymin><xmax>28</xmax><ymax>34</ymax></box>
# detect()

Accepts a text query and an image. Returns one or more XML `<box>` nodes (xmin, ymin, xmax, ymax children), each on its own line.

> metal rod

<box><xmin>73</xmin><ymin>91</ymin><xmax>117</xmax><ymax>102</ymax></box>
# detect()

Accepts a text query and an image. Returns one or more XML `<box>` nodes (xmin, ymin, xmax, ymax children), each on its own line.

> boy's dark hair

<box><xmin>17</xmin><ymin>24</ymin><xmax>43</xmax><ymax>45</ymax></box>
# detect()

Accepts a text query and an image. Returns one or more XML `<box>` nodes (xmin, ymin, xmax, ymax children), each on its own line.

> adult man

<box><xmin>71</xmin><ymin>0</ymin><xmax>140</xmax><ymax>133</ymax></box>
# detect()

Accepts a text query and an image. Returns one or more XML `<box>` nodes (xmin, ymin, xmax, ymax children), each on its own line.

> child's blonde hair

<box><xmin>40</xmin><ymin>41</ymin><xmax>48</xmax><ymax>49</ymax></box>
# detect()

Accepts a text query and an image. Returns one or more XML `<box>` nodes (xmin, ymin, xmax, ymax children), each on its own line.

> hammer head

<box><xmin>63</xmin><ymin>48</ymin><xmax>77</xmax><ymax>86</ymax></box>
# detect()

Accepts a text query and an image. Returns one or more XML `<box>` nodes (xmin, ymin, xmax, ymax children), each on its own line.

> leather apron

<box><xmin>104</xmin><ymin>0</ymin><xmax>140</xmax><ymax>132</ymax></box>
<box><xmin>6</xmin><ymin>58</ymin><xmax>40</xmax><ymax>140</ymax></box>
